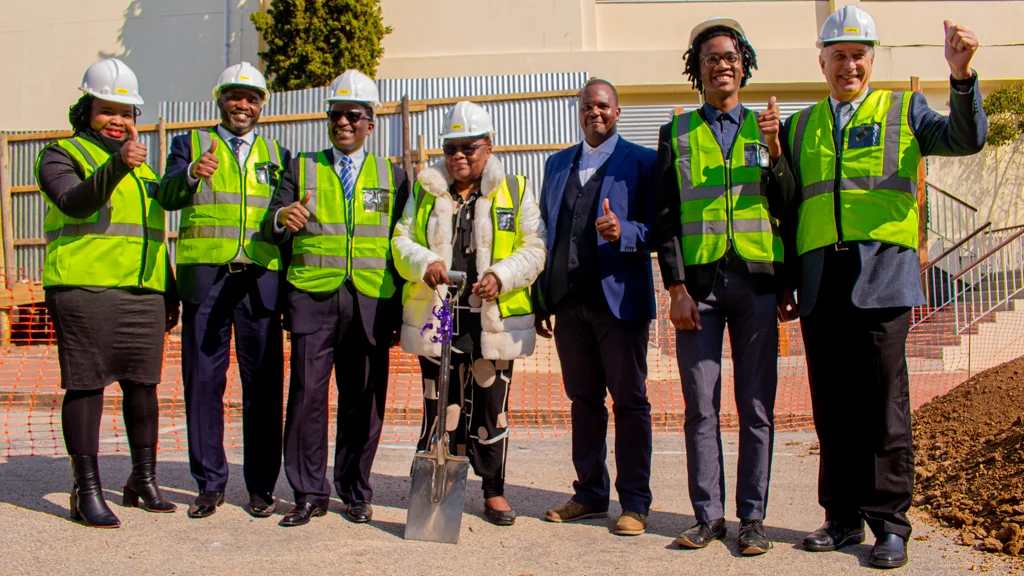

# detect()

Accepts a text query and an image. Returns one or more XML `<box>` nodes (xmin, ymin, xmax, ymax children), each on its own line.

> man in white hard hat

<box><xmin>652</xmin><ymin>16</ymin><xmax>795</xmax><ymax>555</ymax></box>
<box><xmin>156</xmin><ymin>62</ymin><xmax>291</xmax><ymax>520</ymax></box>
<box><xmin>536</xmin><ymin>79</ymin><xmax>657</xmax><ymax>536</ymax></box>
<box><xmin>781</xmin><ymin>6</ymin><xmax>987</xmax><ymax>568</ymax></box>
<box><xmin>392</xmin><ymin>100</ymin><xmax>546</xmax><ymax>526</ymax></box>
<box><xmin>263</xmin><ymin>69</ymin><xmax>410</xmax><ymax>527</ymax></box>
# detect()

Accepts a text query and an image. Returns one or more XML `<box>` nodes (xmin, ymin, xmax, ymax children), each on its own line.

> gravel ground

<box><xmin>0</xmin><ymin>431</ymin><xmax>1018</xmax><ymax>576</ymax></box>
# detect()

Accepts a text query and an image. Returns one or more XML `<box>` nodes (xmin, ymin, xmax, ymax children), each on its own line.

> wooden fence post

<box><xmin>912</xmin><ymin>76</ymin><xmax>930</xmax><ymax>300</ymax></box>
<box><xmin>158</xmin><ymin>117</ymin><xmax>167</xmax><ymax>176</ymax></box>
<box><xmin>0</xmin><ymin>133</ymin><xmax>12</xmax><ymax>345</ymax></box>
<box><xmin>401</xmin><ymin>95</ymin><xmax>413</xmax><ymax>181</ymax></box>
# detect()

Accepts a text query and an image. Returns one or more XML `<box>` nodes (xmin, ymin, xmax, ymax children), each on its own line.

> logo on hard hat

<box><xmin>239</xmin><ymin>75</ymin><xmax>251</xmax><ymax>81</ymax></box>
<box><xmin>115</xmin><ymin>88</ymin><xmax>129</xmax><ymax>95</ymax></box>
<box><xmin>450</xmin><ymin>124</ymin><xmax>463</xmax><ymax>130</ymax></box>
<box><xmin>338</xmin><ymin>89</ymin><xmax>350</xmax><ymax>95</ymax></box>
<box><xmin>844</xmin><ymin>27</ymin><xmax>860</xmax><ymax>33</ymax></box>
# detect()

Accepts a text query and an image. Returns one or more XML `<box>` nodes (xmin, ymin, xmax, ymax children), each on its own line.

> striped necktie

<box><xmin>339</xmin><ymin>154</ymin><xmax>356</xmax><ymax>201</ymax></box>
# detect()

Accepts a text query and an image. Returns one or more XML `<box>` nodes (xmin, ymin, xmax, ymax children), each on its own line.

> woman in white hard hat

<box><xmin>35</xmin><ymin>58</ymin><xmax>178</xmax><ymax>528</ymax></box>
<box><xmin>392</xmin><ymin>101</ymin><xmax>547</xmax><ymax>526</ymax></box>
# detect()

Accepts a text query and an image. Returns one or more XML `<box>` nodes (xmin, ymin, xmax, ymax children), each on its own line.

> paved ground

<box><xmin>0</xmin><ymin>432</ymin><xmax>1017</xmax><ymax>576</ymax></box>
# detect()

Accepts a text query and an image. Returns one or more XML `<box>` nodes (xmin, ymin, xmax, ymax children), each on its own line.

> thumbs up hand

<box><xmin>943</xmin><ymin>20</ymin><xmax>978</xmax><ymax>80</ymax></box>
<box><xmin>120</xmin><ymin>125</ymin><xmax>148</xmax><ymax>168</ymax></box>
<box><xmin>278</xmin><ymin>190</ymin><xmax>311</xmax><ymax>232</ymax></box>
<box><xmin>596</xmin><ymin>197</ymin><xmax>621</xmax><ymax>242</ymax></box>
<box><xmin>757</xmin><ymin>96</ymin><xmax>782</xmax><ymax>161</ymax></box>
<box><xmin>190</xmin><ymin>137</ymin><xmax>220</xmax><ymax>179</ymax></box>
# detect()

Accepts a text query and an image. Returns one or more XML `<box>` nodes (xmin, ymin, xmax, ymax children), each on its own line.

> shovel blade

<box><xmin>404</xmin><ymin>452</ymin><xmax>470</xmax><ymax>544</ymax></box>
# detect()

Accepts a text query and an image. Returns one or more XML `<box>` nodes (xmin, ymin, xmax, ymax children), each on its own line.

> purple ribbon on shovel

<box><xmin>420</xmin><ymin>299</ymin><xmax>454</xmax><ymax>344</ymax></box>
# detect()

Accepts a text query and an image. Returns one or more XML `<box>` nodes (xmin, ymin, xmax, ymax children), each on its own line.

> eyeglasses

<box><xmin>702</xmin><ymin>52</ymin><xmax>741</xmax><ymax>68</ymax></box>
<box><xmin>326</xmin><ymin>110</ymin><xmax>372</xmax><ymax>124</ymax></box>
<box><xmin>442</xmin><ymin>142</ymin><xmax>487</xmax><ymax>156</ymax></box>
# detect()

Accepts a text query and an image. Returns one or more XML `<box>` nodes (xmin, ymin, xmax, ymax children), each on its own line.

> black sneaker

<box><xmin>738</xmin><ymin>519</ymin><xmax>773</xmax><ymax>555</ymax></box>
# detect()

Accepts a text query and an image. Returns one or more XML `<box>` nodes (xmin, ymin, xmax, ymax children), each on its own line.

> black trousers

<box><xmin>283</xmin><ymin>284</ymin><xmax>390</xmax><ymax>508</ymax></box>
<box><xmin>416</xmin><ymin>353</ymin><xmax>513</xmax><ymax>494</ymax></box>
<box><xmin>800</xmin><ymin>248</ymin><xmax>915</xmax><ymax>540</ymax></box>
<box><xmin>181</xmin><ymin>268</ymin><xmax>284</xmax><ymax>495</ymax></box>
<box><xmin>553</xmin><ymin>296</ymin><xmax>653</xmax><ymax>515</ymax></box>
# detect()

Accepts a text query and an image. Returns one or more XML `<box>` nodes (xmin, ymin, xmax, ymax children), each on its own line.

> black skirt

<box><xmin>45</xmin><ymin>287</ymin><xmax>165</xmax><ymax>390</ymax></box>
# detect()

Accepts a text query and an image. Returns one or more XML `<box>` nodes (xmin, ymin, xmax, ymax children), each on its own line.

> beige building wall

<box><xmin>1</xmin><ymin>0</ymin><xmax>1022</xmax><ymax>130</ymax></box>
<box><xmin>0</xmin><ymin>0</ymin><xmax>264</xmax><ymax>130</ymax></box>
<box><xmin>930</xmin><ymin>146</ymin><xmax>1024</xmax><ymax>230</ymax></box>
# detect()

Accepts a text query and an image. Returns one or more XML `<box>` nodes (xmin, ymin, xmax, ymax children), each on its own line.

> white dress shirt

<box><xmin>578</xmin><ymin>133</ymin><xmax>619</xmax><ymax>185</ymax></box>
<box><xmin>829</xmin><ymin>89</ymin><xmax>870</xmax><ymax>133</ymax></box>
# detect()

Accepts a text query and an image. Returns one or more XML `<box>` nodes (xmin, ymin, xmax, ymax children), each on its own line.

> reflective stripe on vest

<box><xmin>37</xmin><ymin>137</ymin><xmax>168</xmax><ymax>290</ymax></box>
<box><xmin>176</xmin><ymin>128</ymin><xmax>283</xmax><ymax>269</ymax></box>
<box><xmin>408</xmin><ymin>174</ymin><xmax>533</xmax><ymax>319</ymax></box>
<box><xmin>672</xmin><ymin>109</ymin><xmax>782</xmax><ymax>265</ymax></box>
<box><xmin>286</xmin><ymin>151</ymin><xmax>396</xmax><ymax>296</ymax></box>
<box><xmin>791</xmin><ymin>91</ymin><xmax>921</xmax><ymax>255</ymax></box>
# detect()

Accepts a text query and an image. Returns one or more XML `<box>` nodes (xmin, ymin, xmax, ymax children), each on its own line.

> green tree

<box><xmin>982</xmin><ymin>82</ymin><xmax>1024</xmax><ymax>147</ymax></box>
<box><xmin>251</xmin><ymin>0</ymin><xmax>392</xmax><ymax>92</ymax></box>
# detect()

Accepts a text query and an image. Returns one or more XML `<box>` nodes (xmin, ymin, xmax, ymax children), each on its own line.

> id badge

<box><xmin>496</xmin><ymin>208</ymin><xmax>516</xmax><ymax>232</ymax></box>
<box><xmin>744</xmin><ymin>143</ymin><xmax>771</xmax><ymax>169</ymax></box>
<box><xmin>848</xmin><ymin>123</ymin><xmax>881</xmax><ymax>149</ymax></box>
<box><xmin>255</xmin><ymin>166</ymin><xmax>270</xmax><ymax>184</ymax></box>
<box><xmin>362</xmin><ymin>189</ymin><xmax>390</xmax><ymax>213</ymax></box>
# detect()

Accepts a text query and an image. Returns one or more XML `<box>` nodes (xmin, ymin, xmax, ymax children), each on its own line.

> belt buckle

<box><xmin>227</xmin><ymin>262</ymin><xmax>247</xmax><ymax>274</ymax></box>
<box><xmin>834</xmin><ymin>242</ymin><xmax>850</xmax><ymax>252</ymax></box>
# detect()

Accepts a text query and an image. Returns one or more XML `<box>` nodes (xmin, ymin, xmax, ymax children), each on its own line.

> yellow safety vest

<box><xmin>287</xmin><ymin>151</ymin><xmax>397</xmax><ymax>297</ymax></box>
<box><xmin>176</xmin><ymin>128</ymin><xmax>283</xmax><ymax>269</ymax></box>
<box><xmin>408</xmin><ymin>175</ymin><xmax>533</xmax><ymax>319</ymax></box>
<box><xmin>672</xmin><ymin>109</ymin><xmax>782</xmax><ymax>264</ymax></box>
<box><xmin>37</xmin><ymin>137</ymin><xmax>167</xmax><ymax>290</ymax></box>
<box><xmin>789</xmin><ymin>90</ymin><xmax>921</xmax><ymax>255</ymax></box>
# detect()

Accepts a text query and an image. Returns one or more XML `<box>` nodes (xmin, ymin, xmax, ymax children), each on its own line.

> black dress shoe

<box><xmin>738</xmin><ymin>519</ymin><xmax>773</xmax><ymax>555</ymax></box>
<box><xmin>187</xmin><ymin>491</ymin><xmax>225</xmax><ymax>519</ymax></box>
<box><xmin>345</xmin><ymin>501</ymin><xmax>373</xmax><ymax>523</ymax></box>
<box><xmin>484</xmin><ymin>502</ymin><xmax>517</xmax><ymax>526</ymax></box>
<box><xmin>676</xmin><ymin>518</ymin><xmax>727</xmax><ymax>549</ymax></box>
<box><xmin>279</xmin><ymin>502</ymin><xmax>327</xmax><ymax>527</ymax></box>
<box><xmin>803</xmin><ymin>520</ymin><xmax>866</xmax><ymax>552</ymax></box>
<box><xmin>248</xmin><ymin>492</ymin><xmax>276</xmax><ymax>518</ymax></box>
<box><xmin>870</xmin><ymin>533</ymin><xmax>909</xmax><ymax>569</ymax></box>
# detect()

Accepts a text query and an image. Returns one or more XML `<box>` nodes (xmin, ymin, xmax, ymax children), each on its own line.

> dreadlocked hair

<box><xmin>68</xmin><ymin>94</ymin><xmax>141</xmax><ymax>134</ymax></box>
<box><xmin>682</xmin><ymin>27</ymin><xmax>758</xmax><ymax>93</ymax></box>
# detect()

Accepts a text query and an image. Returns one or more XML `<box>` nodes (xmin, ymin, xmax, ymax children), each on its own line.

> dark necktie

<box><xmin>229</xmin><ymin>137</ymin><xmax>244</xmax><ymax>160</ymax></box>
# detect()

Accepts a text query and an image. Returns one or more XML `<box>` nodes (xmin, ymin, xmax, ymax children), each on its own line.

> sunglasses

<box><xmin>442</xmin><ymin>142</ymin><xmax>487</xmax><ymax>156</ymax></box>
<box><xmin>326</xmin><ymin>110</ymin><xmax>372</xmax><ymax>124</ymax></box>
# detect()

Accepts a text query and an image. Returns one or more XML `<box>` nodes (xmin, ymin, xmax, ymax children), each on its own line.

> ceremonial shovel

<box><xmin>404</xmin><ymin>271</ymin><xmax>470</xmax><ymax>544</ymax></box>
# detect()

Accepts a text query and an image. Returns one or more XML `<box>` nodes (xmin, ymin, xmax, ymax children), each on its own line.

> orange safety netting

<box><xmin>2</xmin><ymin>266</ymin><xmax>1020</xmax><ymax>458</ymax></box>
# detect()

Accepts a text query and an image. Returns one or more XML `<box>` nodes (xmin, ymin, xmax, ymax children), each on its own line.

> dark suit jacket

<box><xmin>263</xmin><ymin>148</ymin><xmax>410</xmax><ymax>346</ymax></box>
<box><xmin>155</xmin><ymin>129</ymin><xmax>292</xmax><ymax>312</ymax></box>
<box><xmin>651</xmin><ymin>106</ymin><xmax>797</xmax><ymax>302</ymax></box>
<box><xmin>534</xmin><ymin>136</ymin><xmax>657</xmax><ymax>322</ymax></box>
<box><xmin>781</xmin><ymin>75</ymin><xmax>989</xmax><ymax>314</ymax></box>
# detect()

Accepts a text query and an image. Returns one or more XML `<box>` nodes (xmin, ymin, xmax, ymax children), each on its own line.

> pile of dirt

<box><xmin>913</xmin><ymin>355</ymin><xmax>1024</xmax><ymax>557</ymax></box>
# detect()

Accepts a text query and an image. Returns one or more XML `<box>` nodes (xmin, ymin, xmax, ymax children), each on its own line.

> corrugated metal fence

<box><xmin>0</xmin><ymin>70</ymin><xmax>819</xmax><ymax>284</ymax></box>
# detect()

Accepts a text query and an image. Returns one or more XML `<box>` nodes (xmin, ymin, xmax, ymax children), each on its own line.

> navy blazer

<box><xmin>535</xmin><ymin>136</ymin><xmax>657</xmax><ymax>322</ymax></box>
<box><xmin>156</xmin><ymin>130</ymin><xmax>292</xmax><ymax>312</ymax></box>
<box><xmin>781</xmin><ymin>76</ymin><xmax>988</xmax><ymax>315</ymax></box>
<box><xmin>262</xmin><ymin>148</ymin><xmax>410</xmax><ymax>346</ymax></box>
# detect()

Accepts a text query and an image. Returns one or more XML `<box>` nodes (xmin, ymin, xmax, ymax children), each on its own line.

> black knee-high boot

<box><xmin>120</xmin><ymin>382</ymin><xmax>175</xmax><ymax>513</ymax></box>
<box><xmin>63</xmin><ymin>390</ymin><xmax>120</xmax><ymax>528</ymax></box>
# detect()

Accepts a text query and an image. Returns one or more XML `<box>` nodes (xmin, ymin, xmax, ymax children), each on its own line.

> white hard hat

<box><xmin>818</xmin><ymin>5</ymin><xmax>879</xmax><ymax>48</ymax></box>
<box><xmin>688</xmin><ymin>16</ymin><xmax>747</xmax><ymax>47</ymax></box>
<box><xmin>325</xmin><ymin>70</ymin><xmax>381</xmax><ymax>108</ymax></box>
<box><xmin>213</xmin><ymin>62</ymin><xmax>269</xmax><ymax>102</ymax></box>
<box><xmin>79</xmin><ymin>58</ymin><xmax>144</xmax><ymax>106</ymax></box>
<box><xmin>440</xmin><ymin>101</ymin><xmax>495</xmax><ymax>141</ymax></box>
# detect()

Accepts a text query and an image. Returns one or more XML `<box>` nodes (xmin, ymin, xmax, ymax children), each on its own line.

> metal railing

<box><xmin>915</xmin><ymin>227</ymin><xmax>1024</xmax><ymax>334</ymax></box>
<box><xmin>927</xmin><ymin>181</ymin><xmax>979</xmax><ymax>252</ymax></box>
<box><xmin>914</xmin><ymin>221</ymin><xmax>992</xmax><ymax>328</ymax></box>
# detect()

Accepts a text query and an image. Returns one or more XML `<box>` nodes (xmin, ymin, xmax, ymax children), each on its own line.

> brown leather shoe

<box><xmin>543</xmin><ymin>500</ymin><xmax>608</xmax><ymax>523</ymax></box>
<box><xmin>613</xmin><ymin>511</ymin><xmax>647</xmax><ymax>536</ymax></box>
